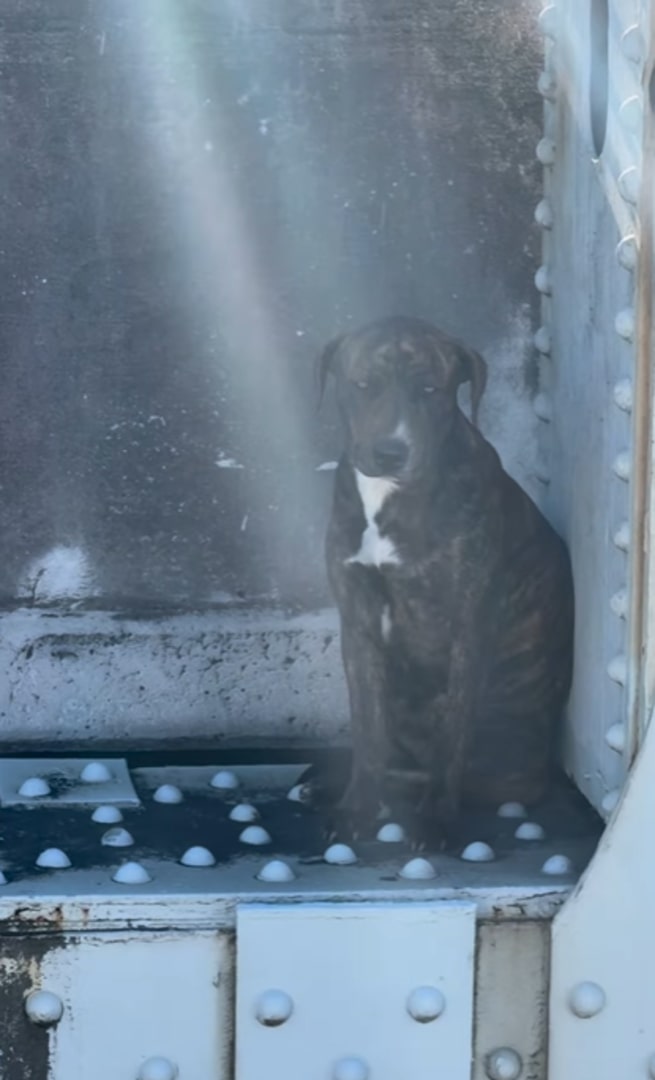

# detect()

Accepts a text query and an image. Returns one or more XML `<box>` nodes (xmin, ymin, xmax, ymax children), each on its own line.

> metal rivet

<box><xmin>324</xmin><ymin>843</ymin><xmax>357</xmax><ymax>865</ymax></box>
<box><xmin>615</xmin><ymin>309</ymin><xmax>635</xmax><ymax>342</ymax></box>
<box><xmin>601</xmin><ymin>788</ymin><xmax>620</xmax><ymax>815</ymax></box>
<box><xmin>534</xmin><ymin>265</ymin><xmax>552</xmax><ymax>294</ymax></box>
<box><xmin>376</xmin><ymin>822</ymin><xmax>406</xmax><ymax>843</ymax></box>
<box><xmin>399</xmin><ymin>857</ymin><xmax>436</xmax><ymax>880</ymax></box>
<box><xmin>257</xmin><ymin>859</ymin><xmax>296</xmax><ymax>883</ymax></box>
<box><xmin>136</xmin><ymin>1057</ymin><xmax>179</xmax><ymax>1080</ymax></box>
<box><xmin>541</xmin><ymin>854</ymin><xmax>574</xmax><ymax>875</ymax></box>
<box><xmin>515</xmin><ymin>821</ymin><xmax>546</xmax><ymax>841</ymax></box>
<box><xmin>153</xmin><ymin>784</ymin><xmax>184</xmax><ymax>804</ymax></box>
<box><xmin>612</xmin><ymin>452</ymin><xmax>631</xmax><ymax>481</ymax></box>
<box><xmin>24</xmin><ymin>990</ymin><xmax>64</xmax><ymax>1027</ymax></box>
<box><xmin>613</xmin><ymin>521</ymin><xmax>630</xmax><ymax>551</ymax></box>
<box><xmin>620</xmin><ymin>24</ymin><xmax>645</xmax><ymax>65</ymax></box>
<box><xmin>255</xmin><ymin>989</ymin><xmax>294</xmax><ymax>1026</ymax></box>
<box><xmin>538</xmin><ymin>5</ymin><xmax>557</xmax><ymax>39</ymax></box>
<box><xmin>240</xmin><ymin>826</ymin><xmax>272</xmax><ymax>846</ymax></box>
<box><xmin>112</xmin><ymin>861</ymin><xmax>152</xmax><ymax>885</ymax></box>
<box><xmin>616</xmin><ymin>234</ymin><xmax>638</xmax><ymax>271</ymax></box>
<box><xmin>485</xmin><ymin>1047</ymin><xmax>524</xmax><ymax>1080</ymax></box>
<box><xmin>607</xmin><ymin>655</ymin><xmax>627</xmax><ymax>686</ymax></box>
<box><xmin>101</xmin><ymin>827</ymin><xmax>134</xmax><ymax>848</ymax></box>
<box><xmin>619</xmin><ymin>95</ymin><xmax>642</xmax><ymax>135</ymax></box>
<box><xmin>406</xmin><ymin>986</ymin><xmax>446</xmax><ymax>1023</ymax></box>
<box><xmin>534</xmin><ymin>199</ymin><xmax>554</xmax><ymax>228</ymax></box>
<box><xmin>613</xmin><ymin>378</ymin><xmax>633</xmax><ymax>411</ymax></box>
<box><xmin>229</xmin><ymin>802</ymin><xmax>260</xmax><ymax>822</ymax></box>
<box><xmin>210</xmin><ymin>769</ymin><xmax>239</xmax><ymax>791</ymax></box>
<box><xmin>536</xmin><ymin>138</ymin><xmax>556</xmax><ymax>165</ymax></box>
<box><xmin>537</xmin><ymin>70</ymin><xmax>557</xmax><ymax>100</ymax></box>
<box><xmin>568</xmin><ymin>981</ymin><xmax>606</xmax><ymax>1018</ymax></box>
<box><xmin>92</xmin><ymin>804</ymin><xmax>124</xmax><ymax>823</ymax></box>
<box><xmin>461</xmin><ymin>841</ymin><xmax>495</xmax><ymax>862</ymax></box>
<box><xmin>36</xmin><ymin>848</ymin><xmax>72</xmax><ymax>869</ymax></box>
<box><xmin>605</xmin><ymin>723</ymin><xmax>626</xmax><ymax>753</ymax></box>
<box><xmin>332</xmin><ymin>1057</ymin><xmax>370</xmax><ymax>1080</ymax></box>
<box><xmin>534</xmin><ymin>326</ymin><xmax>552</xmax><ymax>354</ymax></box>
<box><xmin>180</xmin><ymin>845</ymin><xmax>216</xmax><ymax>867</ymax></box>
<box><xmin>497</xmin><ymin>802</ymin><xmax>527</xmax><ymax>819</ymax></box>
<box><xmin>610</xmin><ymin>589</ymin><xmax>628</xmax><ymax>619</ymax></box>
<box><xmin>18</xmin><ymin>777</ymin><xmax>51</xmax><ymax>798</ymax></box>
<box><xmin>533</xmin><ymin>393</ymin><xmax>553</xmax><ymax>422</ymax></box>
<box><xmin>618</xmin><ymin>166</ymin><xmax>639</xmax><ymax>205</ymax></box>
<box><xmin>80</xmin><ymin>761</ymin><xmax>112</xmax><ymax>784</ymax></box>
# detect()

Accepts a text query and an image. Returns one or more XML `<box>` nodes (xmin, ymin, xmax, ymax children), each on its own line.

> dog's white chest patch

<box><xmin>347</xmin><ymin>471</ymin><xmax>401</xmax><ymax>568</ymax></box>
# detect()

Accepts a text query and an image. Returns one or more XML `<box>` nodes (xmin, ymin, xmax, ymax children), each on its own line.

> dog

<box><xmin>317</xmin><ymin>315</ymin><xmax>574</xmax><ymax>841</ymax></box>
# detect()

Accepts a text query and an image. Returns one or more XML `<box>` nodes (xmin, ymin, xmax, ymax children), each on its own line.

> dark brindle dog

<box><xmin>318</xmin><ymin>315</ymin><xmax>574</xmax><ymax>841</ymax></box>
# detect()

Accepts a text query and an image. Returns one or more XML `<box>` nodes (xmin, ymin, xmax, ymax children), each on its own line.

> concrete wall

<box><xmin>0</xmin><ymin>0</ymin><xmax>545</xmax><ymax>746</ymax></box>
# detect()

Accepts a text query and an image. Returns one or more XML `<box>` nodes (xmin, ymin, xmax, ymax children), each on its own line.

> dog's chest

<box><xmin>346</xmin><ymin>472</ymin><xmax>401</xmax><ymax>568</ymax></box>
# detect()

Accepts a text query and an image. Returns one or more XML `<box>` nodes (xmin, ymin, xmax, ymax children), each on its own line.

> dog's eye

<box><xmin>422</xmin><ymin>385</ymin><xmax>437</xmax><ymax>395</ymax></box>
<box><xmin>355</xmin><ymin>380</ymin><xmax>369</xmax><ymax>391</ymax></box>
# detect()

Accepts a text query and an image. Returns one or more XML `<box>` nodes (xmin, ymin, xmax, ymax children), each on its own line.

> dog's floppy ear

<box><xmin>455</xmin><ymin>343</ymin><xmax>487</xmax><ymax>428</ymax></box>
<box><xmin>315</xmin><ymin>334</ymin><xmax>345</xmax><ymax>409</ymax></box>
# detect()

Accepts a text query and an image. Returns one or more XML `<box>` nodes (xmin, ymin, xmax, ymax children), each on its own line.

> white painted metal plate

<box><xmin>39</xmin><ymin>931</ymin><xmax>229</xmax><ymax>1080</ymax></box>
<box><xmin>236</xmin><ymin>901</ymin><xmax>476</xmax><ymax>1080</ymax></box>
<box><xmin>0</xmin><ymin>757</ymin><xmax>140</xmax><ymax>806</ymax></box>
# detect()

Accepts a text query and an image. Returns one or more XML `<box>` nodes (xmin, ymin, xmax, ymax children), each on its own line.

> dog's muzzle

<box><xmin>371</xmin><ymin>437</ymin><xmax>409</xmax><ymax>473</ymax></box>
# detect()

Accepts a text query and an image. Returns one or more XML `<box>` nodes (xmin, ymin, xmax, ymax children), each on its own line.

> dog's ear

<box><xmin>455</xmin><ymin>343</ymin><xmax>487</xmax><ymax>428</ymax></box>
<box><xmin>315</xmin><ymin>334</ymin><xmax>345</xmax><ymax>409</ymax></box>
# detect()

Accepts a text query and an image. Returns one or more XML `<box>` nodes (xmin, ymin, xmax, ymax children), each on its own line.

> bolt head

<box><xmin>485</xmin><ymin>1047</ymin><xmax>523</xmax><ymax>1080</ymax></box>
<box><xmin>332</xmin><ymin>1057</ymin><xmax>369</xmax><ymax>1080</ymax></box>
<box><xmin>255</xmin><ymin>989</ymin><xmax>294</xmax><ymax>1026</ymax></box>
<box><xmin>24</xmin><ymin>990</ymin><xmax>64</xmax><ymax>1027</ymax></box>
<box><xmin>568</xmin><ymin>981</ymin><xmax>606</xmax><ymax>1018</ymax></box>
<box><xmin>136</xmin><ymin>1057</ymin><xmax>179</xmax><ymax>1080</ymax></box>
<box><xmin>406</xmin><ymin>985</ymin><xmax>446</xmax><ymax>1023</ymax></box>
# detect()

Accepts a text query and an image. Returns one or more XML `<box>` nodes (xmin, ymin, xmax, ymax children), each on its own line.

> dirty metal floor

<box><xmin>0</xmin><ymin>755</ymin><xmax>604</xmax><ymax>925</ymax></box>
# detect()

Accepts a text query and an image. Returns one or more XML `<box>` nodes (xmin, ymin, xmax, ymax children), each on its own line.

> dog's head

<box><xmin>318</xmin><ymin>316</ymin><xmax>487</xmax><ymax>479</ymax></box>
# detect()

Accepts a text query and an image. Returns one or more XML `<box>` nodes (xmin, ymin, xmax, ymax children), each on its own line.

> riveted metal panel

<box><xmin>235</xmin><ymin>901</ymin><xmax>475</xmax><ymax>1080</ymax></box>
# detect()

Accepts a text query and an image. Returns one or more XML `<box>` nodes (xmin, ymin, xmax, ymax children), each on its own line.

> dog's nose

<box><xmin>372</xmin><ymin>437</ymin><xmax>409</xmax><ymax>472</ymax></box>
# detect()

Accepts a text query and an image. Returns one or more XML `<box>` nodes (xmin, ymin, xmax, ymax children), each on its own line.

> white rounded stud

<box><xmin>239</xmin><ymin>825</ymin><xmax>272</xmax><ymax>846</ymax></box>
<box><xmin>332</xmin><ymin>1057</ymin><xmax>370</xmax><ymax>1080</ymax></box>
<box><xmin>533</xmin><ymin>326</ymin><xmax>552</xmax><ymax>355</ymax></box>
<box><xmin>376</xmin><ymin>822</ymin><xmax>406</xmax><ymax>843</ymax></box>
<box><xmin>112</xmin><ymin>861</ymin><xmax>152</xmax><ymax>885</ymax></box>
<box><xmin>36</xmin><ymin>848</ymin><xmax>71</xmax><ymax>869</ymax></box>
<box><xmin>612</xmin><ymin>452</ymin><xmax>631</xmax><ymax>482</ymax></box>
<box><xmin>92</xmin><ymin>804</ymin><xmax>123</xmax><ymax>823</ymax></box>
<box><xmin>180</xmin><ymin>846</ymin><xmax>216</xmax><ymax>867</ymax></box>
<box><xmin>610</xmin><ymin>589</ymin><xmax>628</xmax><ymax>619</ymax></box>
<box><xmin>101</xmin><ymin>827</ymin><xmax>134</xmax><ymax>848</ymax></box>
<box><xmin>541</xmin><ymin>854</ymin><xmax>573</xmax><ymax>875</ymax></box>
<box><xmin>613</xmin><ymin>521</ymin><xmax>630</xmax><ymax>551</ymax></box>
<box><xmin>153</xmin><ymin>784</ymin><xmax>183</xmax><ymax>804</ymax></box>
<box><xmin>257</xmin><ymin>859</ymin><xmax>296</xmax><ymax>883</ymax></box>
<box><xmin>286</xmin><ymin>783</ymin><xmax>306</xmax><ymax>802</ymax></box>
<box><xmin>485</xmin><ymin>1047</ymin><xmax>524</xmax><ymax>1080</ymax></box>
<box><xmin>399</xmin><ymin>857</ymin><xmax>436</xmax><ymax>880</ymax></box>
<box><xmin>620</xmin><ymin>24</ymin><xmax>645</xmax><ymax>65</ymax></box>
<box><xmin>18</xmin><ymin>776</ymin><xmax>51</xmax><ymax>798</ymax></box>
<box><xmin>24</xmin><ymin>990</ymin><xmax>64</xmax><ymax>1027</ymax></box>
<box><xmin>210</xmin><ymin>770</ymin><xmax>239</xmax><ymax>791</ymax></box>
<box><xmin>536</xmin><ymin>138</ymin><xmax>556</xmax><ymax>166</ymax></box>
<box><xmin>618</xmin><ymin>166</ymin><xmax>639</xmax><ymax>205</ymax></box>
<box><xmin>613</xmin><ymin>379</ymin><xmax>633</xmax><ymax>412</ymax></box>
<box><xmin>255</xmin><ymin>989</ymin><xmax>294</xmax><ymax>1026</ymax></box>
<box><xmin>607</xmin><ymin>655</ymin><xmax>628</xmax><ymax>686</ymax></box>
<box><xmin>619</xmin><ymin>95</ymin><xmax>642</xmax><ymax>135</ymax></box>
<box><xmin>534</xmin><ymin>199</ymin><xmax>553</xmax><ymax>229</ymax></box>
<box><xmin>568</xmin><ymin>981</ymin><xmax>606</xmax><ymax>1019</ymax></box>
<box><xmin>80</xmin><ymin>761</ymin><xmax>112</xmax><ymax>784</ymax></box>
<box><xmin>538</xmin><ymin>5</ymin><xmax>557</xmax><ymax>39</ymax></box>
<box><xmin>605</xmin><ymin>722</ymin><xmax>626</xmax><ymax>753</ymax></box>
<box><xmin>533</xmin><ymin>394</ymin><xmax>553</xmax><ymax>422</ymax></box>
<box><xmin>534</xmin><ymin>265</ymin><xmax>552</xmax><ymax>295</ymax></box>
<box><xmin>537</xmin><ymin>70</ymin><xmax>557</xmax><ymax>100</ymax></box>
<box><xmin>497</xmin><ymin>801</ymin><xmax>527</xmax><ymax>819</ymax></box>
<box><xmin>229</xmin><ymin>803</ymin><xmax>260</xmax><ymax>823</ymax></box>
<box><xmin>406</xmin><ymin>985</ymin><xmax>446</xmax><ymax>1023</ymax></box>
<box><xmin>601</xmin><ymin>788</ymin><xmax>620</xmax><ymax>815</ymax></box>
<box><xmin>461</xmin><ymin>841</ymin><xmax>495</xmax><ymax>862</ymax></box>
<box><xmin>136</xmin><ymin>1057</ymin><xmax>179</xmax><ymax>1080</ymax></box>
<box><xmin>616</xmin><ymin>234</ymin><xmax>638</xmax><ymax>271</ymax></box>
<box><xmin>615</xmin><ymin>309</ymin><xmax>635</xmax><ymax>342</ymax></box>
<box><xmin>324</xmin><ymin>843</ymin><xmax>358</xmax><ymax>866</ymax></box>
<box><xmin>515</xmin><ymin>821</ymin><xmax>546</xmax><ymax>841</ymax></box>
